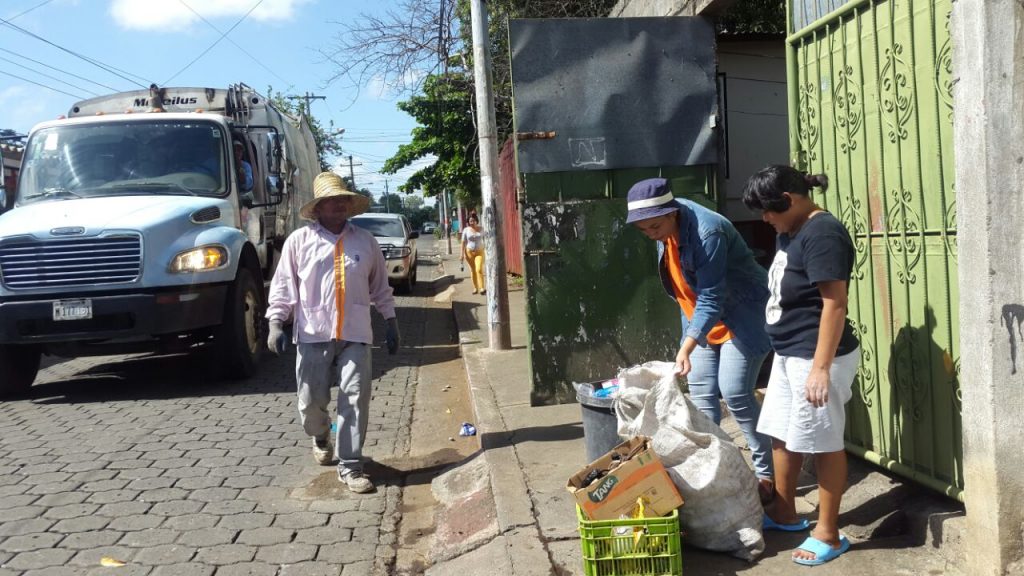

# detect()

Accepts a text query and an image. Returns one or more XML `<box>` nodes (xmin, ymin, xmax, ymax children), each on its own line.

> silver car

<box><xmin>350</xmin><ymin>213</ymin><xmax>419</xmax><ymax>293</ymax></box>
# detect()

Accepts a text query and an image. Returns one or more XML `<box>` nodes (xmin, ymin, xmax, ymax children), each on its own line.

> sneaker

<box><xmin>338</xmin><ymin>470</ymin><xmax>374</xmax><ymax>493</ymax></box>
<box><xmin>312</xmin><ymin>437</ymin><xmax>333</xmax><ymax>465</ymax></box>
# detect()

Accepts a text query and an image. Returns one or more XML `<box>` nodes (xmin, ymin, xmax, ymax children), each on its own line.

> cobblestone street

<box><xmin>0</xmin><ymin>243</ymin><xmax>450</xmax><ymax>576</ymax></box>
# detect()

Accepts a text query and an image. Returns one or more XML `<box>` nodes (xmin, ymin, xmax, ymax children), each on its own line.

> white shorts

<box><xmin>756</xmin><ymin>348</ymin><xmax>860</xmax><ymax>453</ymax></box>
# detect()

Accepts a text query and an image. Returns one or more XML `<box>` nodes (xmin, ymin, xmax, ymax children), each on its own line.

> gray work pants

<box><xmin>295</xmin><ymin>341</ymin><xmax>372</xmax><ymax>475</ymax></box>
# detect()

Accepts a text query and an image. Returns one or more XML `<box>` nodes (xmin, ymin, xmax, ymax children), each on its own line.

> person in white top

<box><xmin>460</xmin><ymin>213</ymin><xmax>485</xmax><ymax>294</ymax></box>
<box><xmin>266</xmin><ymin>172</ymin><xmax>399</xmax><ymax>494</ymax></box>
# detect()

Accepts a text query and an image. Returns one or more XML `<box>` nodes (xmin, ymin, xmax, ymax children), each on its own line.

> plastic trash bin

<box><xmin>575</xmin><ymin>382</ymin><xmax>624</xmax><ymax>463</ymax></box>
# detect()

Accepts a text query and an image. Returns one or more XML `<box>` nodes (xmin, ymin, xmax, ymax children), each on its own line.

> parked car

<box><xmin>350</xmin><ymin>213</ymin><xmax>419</xmax><ymax>293</ymax></box>
<box><xmin>422</xmin><ymin>222</ymin><xmax>438</xmax><ymax>234</ymax></box>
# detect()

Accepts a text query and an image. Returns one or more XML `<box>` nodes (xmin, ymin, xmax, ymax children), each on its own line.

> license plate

<box><xmin>52</xmin><ymin>299</ymin><xmax>93</xmax><ymax>321</ymax></box>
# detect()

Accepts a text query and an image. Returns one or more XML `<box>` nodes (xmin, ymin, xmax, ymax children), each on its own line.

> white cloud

<box><xmin>365</xmin><ymin>70</ymin><xmax>429</xmax><ymax>101</ymax></box>
<box><xmin>109</xmin><ymin>0</ymin><xmax>312</xmax><ymax>32</ymax></box>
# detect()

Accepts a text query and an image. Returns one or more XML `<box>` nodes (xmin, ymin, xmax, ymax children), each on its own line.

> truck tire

<box><xmin>215</xmin><ymin>267</ymin><xmax>264</xmax><ymax>380</ymax></box>
<box><xmin>406</xmin><ymin>261</ymin><xmax>418</xmax><ymax>293</ymax></box>
<box><xmin>0</xmin><ymin>345</ymin><xmax>41</xmax><ymax>398</ymax></box>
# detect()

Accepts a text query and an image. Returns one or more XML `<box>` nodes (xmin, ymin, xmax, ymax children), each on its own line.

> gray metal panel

<box><xmin>509</xmin><ymin>17</ymin><xmax>717</xmax><ymax>174</ymax></box>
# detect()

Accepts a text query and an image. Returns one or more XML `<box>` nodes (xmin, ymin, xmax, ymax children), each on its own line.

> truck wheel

<box><xmin>401</xmin><ymin>267</ymin><xmax>415</xmax><ymax>295</ymax></box>
<box><xmin>215</xmin><ymin>267</ymin><xmax>264</xmax><ymax>379</ymax></box>
<box><xmin>0</xmin><ymin>345</ymin><xmax>41</xmax><ymax>398</ymax></box>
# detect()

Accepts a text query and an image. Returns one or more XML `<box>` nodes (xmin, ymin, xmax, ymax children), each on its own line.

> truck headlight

<box><xmin>382</xmin><ymin>245</ymin><xmax>412</xmax><ymax>259</ymax></box>
<box><xmin>170</xmin><ymin>245</ymin><xmax>228</xmax><ymax>273</ymax></box>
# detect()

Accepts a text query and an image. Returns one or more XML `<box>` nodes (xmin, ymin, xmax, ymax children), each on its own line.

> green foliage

<box><xmin>266</xmin><ymin>87</ymin><xmax>344</xmax><ymax>171</ymax></box>
<box><xmin>381</xmin><ymin>74</ymin><xmax>480</xmax><ymax>201</ymax></box>
<box><xmin>718</xmin><ymin>0</ymin><xmax>786</xmax><ymax>35</ymax></box>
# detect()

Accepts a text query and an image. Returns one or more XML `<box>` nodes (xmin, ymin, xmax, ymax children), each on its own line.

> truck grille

<box><xmin>0</xmin><ymin>235</ymin><xmax>143</xmax><ymax>290</ymax></box>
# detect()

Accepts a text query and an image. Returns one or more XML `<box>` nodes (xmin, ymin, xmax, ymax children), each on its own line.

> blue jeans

<box><xmin>688</xmin><ymin>340</ymin><xmax>773</xmax><ymax>479</ymax></box>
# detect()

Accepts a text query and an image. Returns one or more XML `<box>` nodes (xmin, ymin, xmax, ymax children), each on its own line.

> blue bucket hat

<box><xmin>625</xmin><ymin>178</ymin><xmax>679</xmax><ymax>224</ymax></box>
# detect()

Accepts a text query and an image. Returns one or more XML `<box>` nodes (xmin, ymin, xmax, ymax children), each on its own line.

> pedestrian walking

<box><xmin>266</xmin><ymin>171</ymin><xmax>400</xmax><ymax>494</ymax></box>
<box><xmin>625</xmin><ymin>178</ymin><xmax>775</xmax><ymax>502</ymax></box>
<box><xmin>743</xmin><ymin>165</ymin><xmax>860</xmax><ymax>565</ymax></box>
<box><xmin>461</xmin><ymin>212</ymin><xmax>486</xmax><ymax>295</ymax></box>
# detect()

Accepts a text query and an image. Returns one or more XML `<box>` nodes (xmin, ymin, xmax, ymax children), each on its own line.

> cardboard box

<box><xmin>567</xmin><ymin>436</ymin><xmax>683</xmax><ymax>521</ymax></box>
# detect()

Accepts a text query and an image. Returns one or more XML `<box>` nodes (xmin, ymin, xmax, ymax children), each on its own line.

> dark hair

<box><xmin>742</xmin><ymin>165</ymin><xmax>829</xmax><ymax>212</ymax></box>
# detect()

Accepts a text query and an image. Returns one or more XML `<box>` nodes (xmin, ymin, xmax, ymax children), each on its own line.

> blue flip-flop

<box><xmin>792</xmin><ymin>535</ymin><xmax>850</xmax><ymax>566</ymax></box>
<box><xmin>763</xmin><ymin>514</ymin><xmax>810</xmax><ymax>532</ymax></box>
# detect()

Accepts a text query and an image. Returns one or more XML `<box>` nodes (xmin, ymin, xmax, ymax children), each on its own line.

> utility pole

<box><xmin>439</xmin><ymin>190</ymin><xmax>452</xmax><ymax>255</ymax></box>
<box><xmin>285</xmin><ymin>92</ymin><xmax>326</xmax><ymax>115</ymax></box>
<box><xmin>469</xmin><ymin>0</ymin><xmax>511</xmax><ymax>350</ymax></box>
<box><xmin>348</xmin><ymin>155</ymin><xmax>358</xmax><ymax>188</ymax></box>
<box><xmin>384</xmin><ymin>179</ymin><xmax>390</xmax><ymax>213</ymax></box>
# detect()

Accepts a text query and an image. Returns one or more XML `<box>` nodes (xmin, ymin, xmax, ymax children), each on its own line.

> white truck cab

<box><xmin>0</xmin><ymin>84</ymin><xmax>319</xmax><ymax>396</ymax></box>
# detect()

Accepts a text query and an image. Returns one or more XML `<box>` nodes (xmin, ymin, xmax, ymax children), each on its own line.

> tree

<box><xmin>404</xmin><ymin>195</ymin><xmax>425</xmax><ymax>210</ymax></box>
<box><xmin>320</xmin><ymin>0</ymin><xmax>462</xmax><ymax>99</ymax></box>
<box><xmin>718</xmin><ymin>0</ymin><xmax>785</xmax><ymax>35</ymax></box>
<box><xmin>266</xmin><ymin>87</ymin><xmax>344</xmax><ymax>171</ymax></box>
<box><xmin>381</xmin><ymin>73</ymin><xmax>480</xmax><ymax>202</ymax></box>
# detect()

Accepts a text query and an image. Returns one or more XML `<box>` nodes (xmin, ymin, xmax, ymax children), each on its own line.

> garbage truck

<box><xmin>0</xmin><ymin>83</ymin><xmax>320</xmax><ymax>396</ymax></box>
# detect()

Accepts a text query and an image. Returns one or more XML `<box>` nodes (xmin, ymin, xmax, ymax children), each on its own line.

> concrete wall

<box><xmin>611</xmin><ymin>0</ymin><xmax>736</xmax><ymax>17</ymax></box>
<box><xmin>717</xmin><ymin>39</ymin><xmax>788</xmax><ymax>223</ymax></box>
<box><xmin>953</xmin><ymin>0</ymin><xmax>1024</xmax><ymax>574</ymax></box>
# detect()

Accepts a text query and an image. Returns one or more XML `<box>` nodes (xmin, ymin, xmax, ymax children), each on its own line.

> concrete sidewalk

<box><xmin>428</xmin><ymin>251</ymin><xmax>966</xmax><ymax>576</ymax></box>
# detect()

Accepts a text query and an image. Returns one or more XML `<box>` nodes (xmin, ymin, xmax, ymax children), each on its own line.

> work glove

<box><xmin>385</xmin><ymin>317</ymin><xmax>401</xmax><ymax>355</ymax></box>
<box><xmin>267</xmin><ymin>320</ymin><xmax>288</xmax><ymax>355</ymax></box>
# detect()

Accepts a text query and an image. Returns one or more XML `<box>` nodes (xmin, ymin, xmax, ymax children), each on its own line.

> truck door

<box><xmin>235</xmin><ymin>129</ymin><xmax>278</xmax><ymax>275</ymax></box>
<box><xmin>509</xmin><ymin>17</ymin><xmax>719</xmax><ymax>404</ymax></box>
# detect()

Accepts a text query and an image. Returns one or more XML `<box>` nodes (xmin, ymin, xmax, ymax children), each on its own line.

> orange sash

<box><xmin>664</xmin><ymin>234</ymin><xmax>732</xmax><ymax>345</ymax></box>
<box><xmin>333</xmin><ymin>235</ymin><xmax>346</xmax><ymax>340</ymax></box>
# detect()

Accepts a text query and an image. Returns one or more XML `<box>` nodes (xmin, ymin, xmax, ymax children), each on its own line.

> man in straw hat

<box><xmin>266</xmin><ymin>171</ymin><xmax>400</xmax><ymax>493</ymax></box>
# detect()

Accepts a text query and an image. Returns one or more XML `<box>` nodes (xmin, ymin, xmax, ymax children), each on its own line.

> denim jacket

<box><xmin>657</xmin><ymin>199</ymin><xmax>772</xmax><ymax>357</ymax></box>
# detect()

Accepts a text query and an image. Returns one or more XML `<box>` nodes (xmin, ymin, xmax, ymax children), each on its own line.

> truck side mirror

<box><xmin>266</xmin><ymin>133</ymin><xmax>282</xmax><ymax>175</ymax></box>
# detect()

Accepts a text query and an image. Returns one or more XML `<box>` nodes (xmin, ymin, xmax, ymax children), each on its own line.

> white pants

<box><xmin>756</xmin><ymin>348</ymin><xmax>860</xmax><ymax>453</ymax></box>
<box><xmin>296</xmin><ymin>341</ymin><xmax>372</xmax><ymax>474</ymax></box>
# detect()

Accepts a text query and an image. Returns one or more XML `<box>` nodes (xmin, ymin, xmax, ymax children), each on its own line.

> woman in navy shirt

<box><xmin>743</xmin><ymin>165</ymin><xmax>860</xmax><ymax>566</ymax></box>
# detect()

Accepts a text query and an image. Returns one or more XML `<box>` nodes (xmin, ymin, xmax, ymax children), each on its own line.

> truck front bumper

<box><xmin>0</xmin><ymin>285</ymin><xmax>228</xmax><ymax>344</ymax></box>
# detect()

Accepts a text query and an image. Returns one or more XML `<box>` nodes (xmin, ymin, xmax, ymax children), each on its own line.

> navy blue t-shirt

<box><xmin>765</xmin><ymin>212</ymin><xmax>859</xmax><ymax>359</ymax></box>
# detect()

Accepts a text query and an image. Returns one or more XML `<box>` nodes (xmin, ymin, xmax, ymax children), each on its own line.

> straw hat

<box><xmin>300</xmin><ymin>172</ymin><xmax>371</xmax><ymax>220</ymax></box>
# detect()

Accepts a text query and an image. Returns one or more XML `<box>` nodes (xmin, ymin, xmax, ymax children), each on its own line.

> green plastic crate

<box><xmin>577</xmin><ymin>505</ymin><xmax>682</xmax><ymax>576</ymax></box>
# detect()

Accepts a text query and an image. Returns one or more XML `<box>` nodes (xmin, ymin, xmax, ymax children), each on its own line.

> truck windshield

<box><xmin>17</xmin><ymin>120</ymin><xmax>227</xmax><ymax>205</ymax></box>
<box><xmin>351</xmin><ymin>218</ymin><xmax>406</xmax><ymax>238</ymax></box>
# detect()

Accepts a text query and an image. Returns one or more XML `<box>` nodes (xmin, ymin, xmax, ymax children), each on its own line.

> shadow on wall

<box><xmin>887</xmin><ymin>305</ymin><xmax>961</xmax><ymax>488</ymax></box>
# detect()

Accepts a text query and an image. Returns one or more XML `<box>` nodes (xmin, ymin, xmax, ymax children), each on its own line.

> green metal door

<box><xmin>788</xmin><ymin>0</ymin><xmax>961</xmax><ymax>499</ymax></box>
<box><xmin>509</xmin><ymin>17</ymin><xmax>720</xmax><ymax>405</ymax></box>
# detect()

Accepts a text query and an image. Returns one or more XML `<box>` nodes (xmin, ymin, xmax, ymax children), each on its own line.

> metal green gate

<box><xmin>788</xmin><ymin>0</ymin><xmax>961</xmax><ymax>499</ymax></box>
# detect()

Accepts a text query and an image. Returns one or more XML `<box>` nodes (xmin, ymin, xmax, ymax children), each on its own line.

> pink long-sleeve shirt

<box><xmin>266</xmin><ymin>221</ymin><xmax>396</xmax><ymax>345</ymax></box>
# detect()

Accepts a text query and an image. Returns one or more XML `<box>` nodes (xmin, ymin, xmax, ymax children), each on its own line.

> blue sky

<box><xmin>0</xmin><ymin>0</ymin><xmax>435</xmax><ymax>205</ymax></box>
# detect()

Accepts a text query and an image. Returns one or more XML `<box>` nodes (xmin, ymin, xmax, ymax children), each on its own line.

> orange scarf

<box><xmin>332</xmin><ymin>234</ymin><xmax>346</xmax><ymax>340</ymax></box>
<box><xmin>664</xmin><ymin>234</ymin><xmax>732</xmax><ymax>345</ymax></box>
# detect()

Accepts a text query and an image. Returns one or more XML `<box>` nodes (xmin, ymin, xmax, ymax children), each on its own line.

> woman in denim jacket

<box><xmin>626</xmin><ymin>178</ymin><xmax>775</xmax><ymax>500</ymax></box>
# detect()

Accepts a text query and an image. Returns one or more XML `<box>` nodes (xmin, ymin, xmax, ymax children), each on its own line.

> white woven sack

<box><xmin>614</xmin><ymin>361</ymin><xmax>764</xmax><ymax>562</ymax></box>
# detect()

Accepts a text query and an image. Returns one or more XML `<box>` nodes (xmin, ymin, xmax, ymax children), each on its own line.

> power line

<box><xmin>176</xmin><ymin>0</ymin><xmax>293</xmax><ymax>90</ymax></box>
<box><xmin>0</xmin><ymin>54</ymin><xmax>99</xmax><ymax>96</ymax></box>
<box><xmin>0</xmin><ymin>68</ymin><xmax>84</xmax><ymax>99</ymax></box>
<box><xmin>0</xmin><ymin>47</ymin><xmax>120</xmax><ymax>92</ymax></box>
<box><xmin>6</xmin><ymin>0</ymin><xmax>57</xmax><ymax>21</ymax></box>
<box><xmin>0</xmin><ymin>16</ymin><xmax>151</xmax><ymax>87</ymax></box>
<box><xmin>285</xmin><ymin>92</ymin><xmax>325</xmax><ymax>114</ymax></box>
<box><xmin>163</xmin><ymin>0</ymin><xmax>266</xmax><ymax>85</ymax></box>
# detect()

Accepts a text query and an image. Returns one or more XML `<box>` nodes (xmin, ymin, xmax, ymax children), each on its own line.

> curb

<box><xmin>437</xmin><ymin>256</ymin><xmax>555</xmax><ymax>575</ymax></box>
